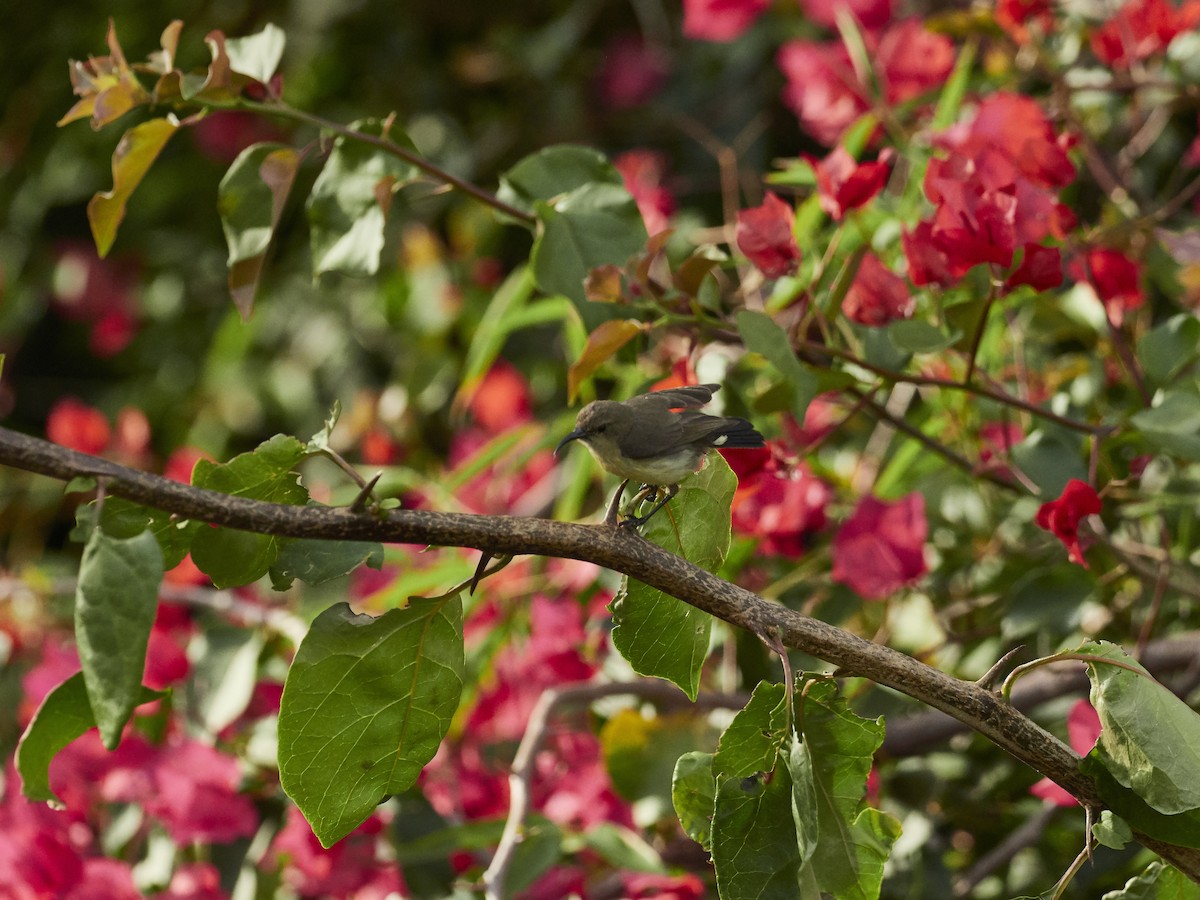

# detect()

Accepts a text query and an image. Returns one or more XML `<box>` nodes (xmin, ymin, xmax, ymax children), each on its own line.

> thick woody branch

<box><xmin>2</xmin><ymin>425</ymin><xmax>1198</xmax><ymax>879</ymax></box>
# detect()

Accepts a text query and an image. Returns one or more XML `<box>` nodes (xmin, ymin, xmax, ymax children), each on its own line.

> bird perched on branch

<box><xmin>555</xmin><ymin>383</ymin><xmax>765</xmax><ymax>528</ymax></box>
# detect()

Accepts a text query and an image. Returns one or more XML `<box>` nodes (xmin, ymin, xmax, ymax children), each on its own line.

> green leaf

<box><xmin>713</xmin><ymin>683</ymin><xmax>789</xmax><ymax>780</ymax></box>
<box><xmin>1010</xmin><ymin>428</ymin><xmax>1087</xmax><ymax>498</ymax></box>
<box><xmin>190</xmin><ymin>435</ymin><xmax>309</xmax><ymax>588</ymax></box>
<box><xmin>531</xmin><ymin>183</ymin><xmax>648</xmax><ymax>308</ymax></box>
<box><xmin>1138</xmin><ymin>314</ymin><xmax>1200</xmax><ymax>387</ymax></box>
<box><xmin>736</xmin><ymin>310</ymin><xmax>818</xmax><ymax>423</ymax></box>
<box><xmin>886</xmin><ymin>319</ymin><xmax>961</xmax><ymax>353</ymax></box>
<box><xmin>712</xmin><ymin>762</ymin><xmax>803</xmax><ymax>899</ymax></box>
<box><xmin>218</xmin><ymin>142</ymin><xmax>301</xmax><ymax>316</ymax></box>
<box><xmin>307</xmin><ymin>119</ymin><xmax>421</xmax><ymax>277</ymax></box>
<box><xmin>191</xmin><ymin>627</ymin><xmax>265</xmax><ymax>734</ymax></box>
<box><xmin>224</xmin><ymin>23</ymin><xmax>286</xmax><ymax>83</ymax></box>
<box><xmin>278</xmin><ymin>597</ymin><xmax>465</xmax><ymax>847</ymax></box>
<box><xmin>88</xmin><ymin>496</ymin><xmax>197</xmax><ymax>570</ymax></box>
<box><xmin>1100</xmin><ymin>862</ymin><xmax>1200</xmax><ymax>899</ymax></box>
<box><xmin>610</xmin><ymin>456</ymin><xmax>736</xmax><ymax>700</ymax></box>
<box><xmin>579</xmin><ymin>822</ymin><xmax>665</xmax><ymax>874</ymax></box>
<box><xmin>88</xmin><ymin>117</ymin><xmax>180</xmax><ymax>257</ymax></box>
<box><xmin>791</xmin><ymin>679</ymin><xmax>899</xmax><ymax>899</ymax></box>
<box><xmin>16</xmin><ymin>672</ymin><xmax>162</xmax><ymax>804</ymax></box>
<box><xmin>1081</xmin><ymin>640</ymin><xmax>1200</xmax><ymax>815</ymax></box>
<box><xmin>270</xmin><ymin>536</ymin><xmax>384</xmax><ymax>589</ymax></box>
<box><xmin>1092</xmin><ymin>810</ymin><xmax>1132</xmax><ymax>850</ymax></box>
<box><xmin>497</xmin><ymin>144</ymin><xmax>624</xmax><ymax>214</ymax></box>
<box><xmin>673</xmin><ymin>751</ymin><xmax>717</xmax><ymax>851</ymax></box>
<box><xmin>75</xmin><ymin>529</ymin><xmax>164</xmax><ymax>749</ymax></box>
<box><xmin>1130</xmin><ymin>391</ymin><xmax>1200</xmax><ymax>460</ymax></box>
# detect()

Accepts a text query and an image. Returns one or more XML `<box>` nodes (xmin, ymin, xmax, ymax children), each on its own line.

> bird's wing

<box><xmin>625</xmin><ymin>383</ymin><xmax>720</xmax><ymax>413</ymax></box>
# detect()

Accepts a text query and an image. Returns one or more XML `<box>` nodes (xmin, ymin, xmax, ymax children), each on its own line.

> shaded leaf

<box><xmin>713</xmin><ymin>683</ymin><xmax>789</xmax><ymax>781</ymax></box>
<box><xmin>1138</xmin><ymin>314</ymin><xmax>1200</xmax><ymax>387</ymax></box>
<box><xmin>736</xmin><ymin>309</ymin><xmax>818</xmax><ymax>423</ymax></box>
<box><xmin>568</xmin><ymin>319</ymin><xmax>643</xmax><ymax>402</ymax></box>
<box><xmin>278</xmin><ymin>597</ymin><xmax>465</xmax><ymax>847</ymax></box>
<box><xmin>497</xmin><ymin>144</ymin><xmax>623</xmax><ymax>214</ymax></box>
<box><xmin>673</xmin><ymin>750</ymin><xmax>718</xmax><ymax>851</ymax></box>
<box><xmin>270</xmin><ymin>536</ymin><xmax>384</xmax><ymax>589</ymax></box>
<box><xmin>87</xmin><ymin>117</ymin><xmax>180</xmax><ymax>257</ymax></box>
<box><xmin>611</xmin><ymin>456</ymin><xmax>736</xmax><ymax>700</ymax></box>
<box><xmin>218</xmin><ymin>142</ymin><xmax>301</xmax><ymax>317</ymax></box>
<box><xmin>307</xmin><ymin>119</ymin><xmax>421</xmax><ymax>277</ymax></box>
<box><xmin>1130</xmin><ymin>391</ymin><xmax>1200</xmax><ymax>460</ymax></box>
<box><xmin>712</xmin><ymin>764</ymin><xmax>802</xmax><ymax>899</ymax></box>
<box><xmin>75</xmin><ymin>529</ymin><xmax>164</xmax><ymax>749</ymax></box>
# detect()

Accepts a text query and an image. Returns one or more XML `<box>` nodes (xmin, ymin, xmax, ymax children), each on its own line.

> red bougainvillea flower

<box><xmin>46</xmin><ymin>397</ymin><xmax>110</xmax><ymax>455</ymax></box>
<box><xmin>1030</xmin><ymin>700</ymin><xmax>1102</xmax><ymax>805</ymax></box>
<box><xmin>1090</xmin><ymin>0</ymin><xmax>1200</xmax><ymax>69</ymax></box>
<box><xmin>683</xmin><ymin>0</ymin><xmax>770</xmax><ymax>41</ymax></box>
<box><xmin>843</xmin><ymin>254</ymin><xmax>914</xmax><ymax>326</ymax></box>
<box><xmin>622</xmin><ymin>871</ymin><xmax>708</xmax><ymax>899</ymax></box>
<box><xmin>778</xmin><ymin>19</ymin><xmax>953</xmax><ymax>146</ymax></box>
<box><xmin>265</xmin><ymin>806</ymin><xmax>405</xmax><ymax>897</ymax></box>
<box><xmin>908</xmin><ymin>92</ymin><xmax>1076</xmax><ymax>286</ymax></box>
<box><xmin>50</xmin><ymin>243</ymin><xmax>140</xmax><ymax>358</ymax></box>
<box><xmin>1069</xmin><ymin>247</ymin><xmax>1145</xmax><ymax>327</ymax></box>
<box><xmin>736</xmin><ymin>193</ymin><xmax>801</xmax><ymax>278</ymax></box>
<box><xmin>614</xmin><ymin>150</ymin><xmax>675</xmax><ymax>236</ymax></box>
<box><xmin>812</xmin><ymin>147</ymin><xmax>894</xmax><ymax>221</ymax></box>
<box><xmin>996</xmin><ymin>0</ymin><xmax>1055</xmax><ymax>43</ymax></box>
<box><xmin>1005</xmin><ymin>242</ymin><xmax>1063</xmax><ymax>294</ymax></box>
<box><xmin>831</xmin><ymin>493</ymin><xmax>929</xmax><ymax>600</ymax></box>
<box><xmin>732</xmin><ymin>461</ymin><xmax>832</xmax><ymax>557</ymax></box>
<box><xmin>1036</xmin><ymin>479</ymin><xmax>1102</xmax><ymax>567</ymax></box>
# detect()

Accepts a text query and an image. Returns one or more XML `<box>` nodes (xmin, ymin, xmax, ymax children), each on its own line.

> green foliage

<box><xmin>74</xmin><ymin>529</ymin><xmax>164</xmax><ymax>748</ymax></box>
<box><xmin>610</xmin><ymin>456</ymin><xmax>736</xmax><ymax>700</ymax></box>
<box><xmin>277</xmin><ymin>597</ymin><xmax>465</xmax><ymax>847</ymax></box>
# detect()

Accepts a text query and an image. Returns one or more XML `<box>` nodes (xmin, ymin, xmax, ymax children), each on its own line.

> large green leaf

<box><xmin>1081</xmin><ymin>640</ymin><xmax>1200</xmax><ymax>815</ymax></box>
<box><xmin>270</xmin><ymin>536</ymin><xmax>384</xmax><ymax>590</ymax></box>
<box><xmin>75</xmin><ymin>529</ymin><xmax>164</xmax><ymax>749</ymax></box>
<box><xmin>88</xmin><ymin>117</ymin><xmax>180</xmax><ymax>257</ymax></box>
<box><xmin>672</xmin><ymin>751</ymin><xmax>717</xmax><ymax>851</ymax></box>
<box><xmin>790</xmin><ymin>679</ymin><xmax>900</xmax><ymax>900</ymax></box>
<box><xmin>1100</xmin><ymin>862</ymin><xmax>1200</xmax><ymax>899</ymax></box>
<box><xmin>736</xmin><ymin>310</ymin><xmax>818</xmax><ymax>423</ymax></box>
<box><xmin>217</xmin><ymin>142</ymin><xmax>301</xmax><ymax>316</ymax></box>
<box><xmin>713</xmin><ymin>683</ymin><xmax>789</xmax><ymax>780</ymax></box>
<box><xmin>497</xmin><ymin>144</ymin><xmax>624</xmax><ymax>213</ymax></box>
<box><xmin>1130</xmin><ymin>391</ymin><xmax>1200</xmax><ymax>460</ymax></box>
<box><xmin>278</xmin><ymin>597</ymin><xmax>465</xmax><ymax>847</ymax></box>
<box><xmin>190</xmin><ymin>435</ymin><xmax>309</xmax><ymax>588</ymax></box>
<box><xmin>1138</xmin><ymin>314</ymin><xmax>1200</xmax><ymax>387</ymax></box>
<box><xmin>17</xmin><ymin>672</ymin><xmax>161</xmax><ymax>804</ymax></box>
<box><xmin>610</xmin><ymin>456</ymin><xmax>736</xmax><ymax>700</ymax></box>
<box><xmin>307</xmin><ymin>119</ymin><xmax>421</xmax><ymax>277</ymax></box>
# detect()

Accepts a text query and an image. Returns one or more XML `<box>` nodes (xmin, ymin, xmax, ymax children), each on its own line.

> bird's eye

<box><xmin>594</xmin><ymin>424</ymin><xmax>607</xmax><ymax>434</ymax></box>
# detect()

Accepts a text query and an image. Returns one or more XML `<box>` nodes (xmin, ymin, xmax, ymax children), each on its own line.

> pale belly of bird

<box><xmin>585</xmin><ymin>444</ymin><xmax>708</xmax><ymax>485</ymax></box>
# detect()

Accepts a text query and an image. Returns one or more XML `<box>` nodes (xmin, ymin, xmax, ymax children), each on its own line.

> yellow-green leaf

<box><xmin>87</xmin><ymin>117</ymin><xmax>179</xmax><ymax>257</ymax></box>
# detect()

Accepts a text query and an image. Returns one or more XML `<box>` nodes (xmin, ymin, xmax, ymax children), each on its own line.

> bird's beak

<box><xmin>555</xmin><ymin>429</ymin><xmax>585</xmax><ymax>457</ymax></box>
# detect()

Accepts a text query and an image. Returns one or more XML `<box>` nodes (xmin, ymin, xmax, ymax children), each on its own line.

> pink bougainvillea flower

<box><xmin>622</xmin><ymin>871</ymin><xmax>708</xmax><ymax>899</ymax></box>
<box><xmin>1036</xmin><ymin>479</ymin><xmax>1102</xmax><ymax>567</ymax></box>
<box><xmin>1005</xmin><ymin>242</ymin><xmax>1063</xmax><ymax>294</ymax></box>
<box><xmin>843</xmin><ymin>254</ymin><xmax>914</xmax><ymax>326</ymax></box>
<box><xmin>996</xmin><ymin>0</ymin><xmax>1055</xmax><ymax>42</ymax></box>
<box><xmin>1090</xmin><ymin>0</ymin><xmax>1200</xmax><ymax>69</ymax></box>
<box><xmin>1069</xmin><ymin>247</ymin><xmax>1145</xmax><ymax>327</ymax></box>
<box><xmin>46</xmin><ymin>397</ymin><xmax>110</xmax><ymax>456</ymax></box>
<box><xmin>596</xmin><ymin>35</ymin><xmax>669</xmax><ymax>108</ymax></box>
<box><xmin>736</xmin><ymin>193</ymin><xmax>801</xmax><ymax>278</ymax></box>
<box><xmin>614</xmin><ymin>150</ymin><xmax>675</xmax><ymax>236</ymax></box>
<box><xmin>811</xmin><ymin>147</ymin><xmax>894</xmax><ymax>221</ymax></box>
<box><xmin>831</xmin><ymin>493</ymin><xmax>929</xmax><ymax>599</ymax></box>
<box><xmin>683</xmin><ymin>0</ymin><xmax>770</xmax><ymax>41</ymax></box>
<box><xmin>264</xmin><ymin>807</ymin><xmax>402</xmax><ymax>897</ymax></box>
<box><xmin>1030</xmin><ymin>699</ymin><xmax>1102</xmax><ymax>805</ymax></box>
<box><xmin>157</xmin><ymin>862</ymin><xmax>228</xmax><ymax>900</ymax></box>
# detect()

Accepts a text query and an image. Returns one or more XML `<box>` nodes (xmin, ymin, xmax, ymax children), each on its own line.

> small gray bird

<box><xmin>555</xmin><ymin>383</ymin><xmax>765</xmax><ymax>528</ymax></box>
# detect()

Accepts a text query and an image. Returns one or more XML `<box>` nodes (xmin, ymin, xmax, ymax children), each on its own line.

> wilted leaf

<box><xmin>568</xmin><ymin>319</ymin><xmax>643</xmax><ymax>401</ymax></box>
<box><xmin>74</xmin><ymin>529</ymin><xmax>164</xmax><ymax>748</ymax></box>
<box><xmin>87</xmin><ymin>117</ymin><xmax>179</xmax><ymax>257</ymax></box>
<box><xmin>278</xmin><ymin>597</ymin><xmax>465</xmax><ymax>847</ymax></box>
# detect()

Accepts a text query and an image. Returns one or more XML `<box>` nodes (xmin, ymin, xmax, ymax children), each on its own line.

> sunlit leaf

<box><xmin>218</xmin><ymin>142</ymin><xmax>301</xmax><ymax>316</ymax></box>
<box><xmin>59</xmin><ymin>20</ymin><xmax>150</xmax><ymax>129</ymax></box>
<box><xmin>673</xmin><ymin>751</ymin><xmax>717</xmax><ymax>851</ymax></box>
<box><xmin>87</xmin><ymin>117</ymin><xmax>180</xmax><ymax>257</ymax></box>
<box><xmin>567</xmin><ymin>318</ymin><xmax>643</xmax><ymax>402</ymax></box>
<box><xmin>74</xmin><ymin>529</ymin><xmax>164</xmax><ymax>748</ymax></box>
<box><xmin>278</xmin><ymin>597</ymin><xmax>465</xmax><ymax>847</ymax></box>
<box><xmin>224</xmin><ymin>23</ymin><xmax>286</xmax><ymax>84</ymax></box>
<box><xmin>307</xmin><ymin>119</ymin><xmax>421</xmax><ymax>277</ymax></box>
